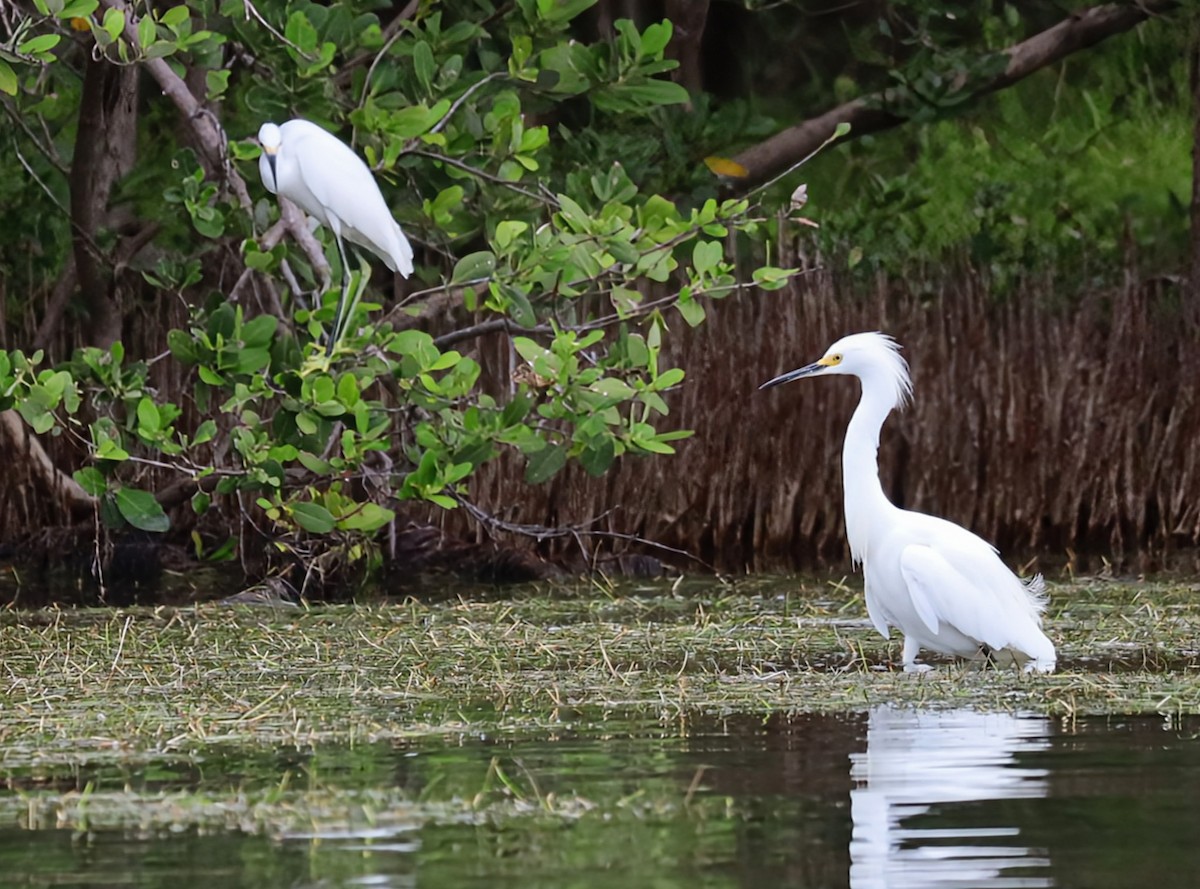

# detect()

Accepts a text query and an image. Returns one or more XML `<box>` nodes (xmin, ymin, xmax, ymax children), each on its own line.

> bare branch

<box><xmin>730</xmin><ymin>0</ymin><xmax>1180</xmax><ymax>191</ymax></box>
<box><xmin>456</xmin><ymin>495</ymin><xmax>714</xmax><ymax>570</ymax></box>
<box><xmin>98</xmin><ymin>0</ymin><xmax>331</xmax><ymax>286</ymax></box>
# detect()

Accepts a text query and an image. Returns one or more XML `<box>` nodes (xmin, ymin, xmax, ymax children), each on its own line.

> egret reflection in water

<box><xmin>850</xmin><ymin>706</ymin><xmax>1054</xmax><ymax>889</ymax></box>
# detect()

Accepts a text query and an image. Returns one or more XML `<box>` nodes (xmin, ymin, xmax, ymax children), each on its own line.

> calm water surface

<box><xmin>1</xmin><ymin>708</ymin><xmax>1197</xmax><ymax>888</ymax></box>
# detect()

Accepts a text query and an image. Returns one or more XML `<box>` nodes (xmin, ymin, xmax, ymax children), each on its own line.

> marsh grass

<box><xmin>2</xmin><ymin>577</ymin><xmax>1197</xmax><ymax>753</ymax></box>
<box><xmin>1</xmin><ymin>576</ymin><xmax>1197</xmax><ymax>840</ymax></box>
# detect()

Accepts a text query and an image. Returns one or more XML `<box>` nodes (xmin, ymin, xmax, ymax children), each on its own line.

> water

<box><xmin>1</xmin><ymin>708</ymin><xmax>1197</xmax><ymax>888</ymax></box>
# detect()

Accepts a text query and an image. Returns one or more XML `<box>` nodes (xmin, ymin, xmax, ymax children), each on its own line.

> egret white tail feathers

<box><xmin>1024</xmin><ymin>573</ymin><xmax>1048</xmax><ymax>612</ymax></box>
<box><xmin>385</xmin><ymin>221</ymin><xmax>415</xmax><ymax>277</ymax></box>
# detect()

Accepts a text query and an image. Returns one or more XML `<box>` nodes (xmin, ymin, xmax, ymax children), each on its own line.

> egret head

<box><xmin>760</xmin><ymin>331</ymin><xmax>912</xmax><ymax>408</ymax></box>
<box><xmin>257</xmin><ymin>122</ymin><xmax>282</xmax><ymax>190</ymax></box>
<box><xmin>257</xmin><ymin>122</ymin><xmax>282</xmax><ymax>152</ymax></box>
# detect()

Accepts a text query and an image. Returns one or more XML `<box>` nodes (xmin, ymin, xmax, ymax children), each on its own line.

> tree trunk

<box><xmin>1190</xmin><ymin>13</ymin><xmax>1200</xmax><ymax>325</ymax></box>
<box><xmin>69</xmin><ymin>56</ymin><xmax>139</xmax><ymax>348</ymax></box>
<box><xmin>666</xmin><ymin>0</ymin><xmax>710</xmax><ymax>97</ymax></box>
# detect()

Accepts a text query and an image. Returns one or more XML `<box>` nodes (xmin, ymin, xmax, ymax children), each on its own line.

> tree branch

<box><xmin>98</xmin><ymin>0</ymin><xmax>330</xmax><ymax>282</ymax></box>
<box><xmin>730</xmin><ymin>0</ymin><xmax>1179</xmax><ymax>191</ymax></box>
<box><xmin>0</xmin><ymin>411</ymin><xmax>96</xmax><ymax>515</ymax></box>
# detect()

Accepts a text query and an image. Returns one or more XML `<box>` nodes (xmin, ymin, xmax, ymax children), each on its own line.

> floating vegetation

<box><xmin>1</xmin><ymin>576</ymin><xmax>1197</xmax><ymax>764</ymax></box>
<box><xmin>0</xmin><ymin>575</ymin><xmax>1197</xmax><ymax>851</ymax></box>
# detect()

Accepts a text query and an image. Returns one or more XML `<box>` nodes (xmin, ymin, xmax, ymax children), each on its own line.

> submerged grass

<box><xmin>1</xmin><ymin>575</ymin><xmax>1197</xmax><ymax>843</ymax></box>
<box><xmin>1</xmin><ymin>576</ymin><xmax>1197</xmax><ymax>761</ymax></box>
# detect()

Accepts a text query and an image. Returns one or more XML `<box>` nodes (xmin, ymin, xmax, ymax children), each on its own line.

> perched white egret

<box><xmin>257</xmin><ymin>119</ymin><xmax>414</xmax><ymax>353</ymax></box>
<box><xmin>761</xmin><ymin>332</ymin><xmax>1056</xmax><ymax>673</ymax></box>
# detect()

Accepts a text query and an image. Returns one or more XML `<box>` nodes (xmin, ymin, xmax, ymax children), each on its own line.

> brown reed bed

<box><xmin>463</xmin><ymin>267</ymin><xmax>1199</xmax><ymax>573</ymax></box>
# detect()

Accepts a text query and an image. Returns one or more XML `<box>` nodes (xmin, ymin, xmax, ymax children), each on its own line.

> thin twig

<box><xmin>409</xmin><ymin>150</ymin><xmax>556</xmax><ymax>205</ymax></box>
<box><xmin>428</xmin><ymin>71</ymin><xmax>506</xmax><ymax>136</ymax></box>
<box><xmin>241</xmin><ymin>0</ymin><xmax>315</xmax><ymax>60</ymax></box>
<box><xmin>455</xmin><ymin>495</ymin><xmax>714</xmax><ymax>569</ymax></box>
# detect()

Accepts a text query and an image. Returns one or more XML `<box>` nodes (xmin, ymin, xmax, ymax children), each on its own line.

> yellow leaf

<box><xmin>703</xmin><ymin>156</ymin><xmax>749</xmax><ymax>178</ymax></box>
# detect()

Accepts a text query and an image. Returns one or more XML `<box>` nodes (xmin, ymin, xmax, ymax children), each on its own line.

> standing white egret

<box><xmin>761</xmin><ymin>332</ymin><xmax>1056</xmax><ymax>673</ymax></box>
<box><xmin>257</xmin><ymin>119</ymin><xmax>414</xmax><ymax>354</ymax></box>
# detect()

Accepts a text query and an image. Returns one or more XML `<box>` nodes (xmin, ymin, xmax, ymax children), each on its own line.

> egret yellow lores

<box><xmin>257</xmin><ymin>119</ymin><xmax>414</xmax><ymax>353</ymax></box>
<box><xmin>761</xmin><ymin>332</ymin><xmax>1056</xmax><ymax>673</ymax></box>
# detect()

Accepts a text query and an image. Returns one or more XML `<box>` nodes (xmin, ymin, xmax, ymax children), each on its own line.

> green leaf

<box><xmin>677</xmin><ymin>297</ymin><xmax>706</xmax><ymax>327</ymax></box>
<box><xmin>0</xmin><ymin>60</ymin><xmax>16</xmax><ymax>97</ymax></box>
<box><xmin>752</xmin><ymin>266</ymin><xmax>792</xmax><ymax>290</ymax></box>
<box><xmin>391</xmin><ymin>102</ymin><xmax>445</xmax><ymax>138</ymax></box>
<box><xmin>297</xmin><ymin>451</ymin><xmax>331</xmax><ymax>474</ymax></box>
<box><xmin>136</xmin><ymin>397</ymin><xmax>161</xmax><ymax>434</ymax></box>
<box><xmin>235</xmin><ymin>347</ymin><xmax>271</xmax><ymax>374</ymax></box>
<box><xmin>507</xmin><ymin>287</ymin><xmax>536</xmax><ymax>328</ymax></box>
<box><xmin>284</xmin><ymin>10</ymin><xmax>317</xmax><ymax>54</ymax></box>
<box><xmin>652</xmin><ymin>367</ymin><xmax>685</xmax><ymax>390</ymax></box>
<box><xmin>339</xmin><ymin>502</ymin><xmax>395</xmax><ymax>532</ymax></box>
<box><xmin>389</xmin><ymin>329</ymin><xmax>436</xmax><ymax>361</ymax></box>
<box><xmin>191</xmin><ymin>490</ymin><xmax>211</xmax><ymax>515</ymax></box>
<box><xmin>536</xmin><ymin>0</ymin><xmax>598</xmax><ymax>23</ymax></box>
<box><xmin>166</xmin><ymin>329</ymin><xmax>199</xmax><ymax>363</ymax></box>
<box><xmin>241</xmin><ymin>314</ymin><xmax>277</xmax><ymax>347</ymax></box>
<box><xmin>102</xmin><ymin>7</ymin><xmax>125</xmax><ymax>43</ymax></box>
<box><xmin>495</xmin><ymin>220</ymin><xmax>528</xmax><ymax>251</ymax></box>
<box><xmin>596</xmin><ymin>80</ymin><xmax>689</xmax><ymax>111</ymax></box>
<box><xmin>192</xmin><ymin>419</ymin><xmax>217</xmax><ymax>445</ymax></box>
<box><xmin>205</xmin><ymin>68</ymin><xmax>230</xmax><ymax>100</ymax></box>
<box><xmin>136</xmin><ymin>14</ymin><xmax>154</xmax><ymax>49</ymax></box>
<box><xmin>512</xmin><ymin>337</ymin><xmax>545</xmax><ymax>364</ymax></box>
<box><xmin>198</xmin><ymin>365</ymin><xmax>225</xmax><ymax>386</ymax></box>
<box><xmin>525</xmin><ymin>443</ymin><xmax>566</xmax><ymax>484</ymax></box>
<box><xmin>115</xmin><ymin>487</ymin><xmax>170</xmax><ymax>533</ymax></box>
<box><xmin>60</xmin><ymin>0</ymin><xmax>100</xmax><ymax>17</ymax></box>
<box><xmin>451</xmin><ymin>251</ymin><xmax>496</xmax><ymax>284</ymax></box>
<box><xmin>692</xmin><ymin>240</ymin><xmax>722</xmax><ymax>275</ymax></box>
<box><xmin>160</xmin><ymin>6</ymin><xmax>190</xmax><ymax>28</ymax></box>
<box><xmin>590</xmin><ymin>378</ymin><xmax>635</xmax><ymax>401</ymax></box>
<box><xmin>413</xmin><ymin>40</ymin><xmax>435</xmax><ymax>91</ymax></box>
<box><xmin>579</xmin><ymin>437</ymin><xmax>616</xmax><ymax>476</ymax></box>
<box><xmin>19</xmin><ymin>34</ymin><xmax>62</xmax><ymax>55</ymax></box>
<box><xmin>95</xmin><ymin>436</ymin><xmax>130</xmax><ymax>462</ymax></box>
<box><xmin>73</xmin><ymin>467</ymin><xmax>107</xmax><ymax>497</ymax></box>
<box><xmin>291</xmin><ymin>501</ymin><xmax>336</xmax><ymax>534</ymax></box>
<box><xmin>336</xmin><ymin>373</ymin><xmax>360</xmax><ymax>407</ymax></box>
<box><xmin>639</xmin><ymin>21</ymin><xmax>672</xmax><ymax>58</ymax></box>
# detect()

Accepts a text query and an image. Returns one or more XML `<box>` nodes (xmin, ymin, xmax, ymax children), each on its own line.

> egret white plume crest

<box><xmin>762</xmin><ymin>331</ymin><xmax>1056</xmax><ymax>674</ymax></box>
<box><xmin>841</xmin><ymin>332</ymin><xmax>913</xmax><ymax>411</ymax></box>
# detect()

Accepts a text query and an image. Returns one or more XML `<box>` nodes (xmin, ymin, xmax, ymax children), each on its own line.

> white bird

<box><xmin>761</xmin><ymin>332</ymin><xmax>1056</xmax><ymax>673</ymax></box>
<box><xmin>258</xmin><ymin>119</ymin><xmax>414</xmax><ymax>353</ymax></box>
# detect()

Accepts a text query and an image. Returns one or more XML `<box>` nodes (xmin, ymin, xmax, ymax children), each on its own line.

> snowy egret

<box><xmin>257</xmin><ymin>119</ymin><xmax>414</xmax><ymax>353</ymax></box>
<box><xmin>761</xmin><ymin>332</ymin><xmax>1056</xmax><ymax>673</ymax></box>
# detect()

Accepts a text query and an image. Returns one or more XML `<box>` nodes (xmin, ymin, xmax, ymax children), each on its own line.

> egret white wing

<box><xmin>287</xmin><ymin>126</ymin><xmax>385</xmax><ymax>223</ymax></box>
<box><xmin>899</xmin><ymin>544</ymin><xmax>1014</xmax><ymax>650</ymax></box>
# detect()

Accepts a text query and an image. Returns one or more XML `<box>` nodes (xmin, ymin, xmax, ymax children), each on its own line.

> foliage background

<box><xmin>0</xmin><ymin>0</ymin><xmax>1194</xmax><ymax>593</ymax></box>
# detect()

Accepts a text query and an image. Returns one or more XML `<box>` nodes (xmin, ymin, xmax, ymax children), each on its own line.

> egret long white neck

<box><xmin>842</xmin><ymin>375</ymin><xmax>900</xmax><ymax>564</ymax></box>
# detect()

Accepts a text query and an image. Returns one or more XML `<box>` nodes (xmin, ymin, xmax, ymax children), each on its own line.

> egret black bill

<box><xmin>759</xmin><ymin>361</ymin><xmax>827</xmax><ymax>390</ymax></box>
